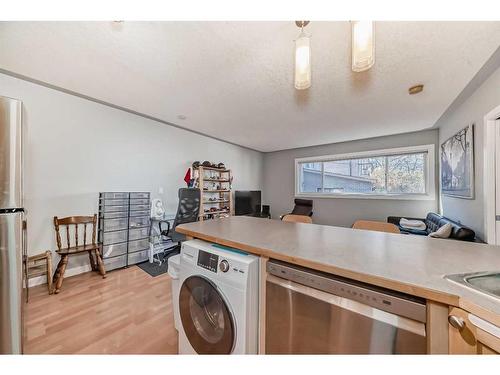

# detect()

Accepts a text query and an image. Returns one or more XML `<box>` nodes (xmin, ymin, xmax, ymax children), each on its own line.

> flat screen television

<box><xmin>235</xmin><ymin>190</ymin><xmax>261</xmax><ymax>216</ymax></box>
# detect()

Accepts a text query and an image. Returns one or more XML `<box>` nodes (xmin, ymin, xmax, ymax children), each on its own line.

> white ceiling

<box><xmin>1</xmin><ymin>21</ymin><xmax>499</xmax><ymax>152</ymax></box>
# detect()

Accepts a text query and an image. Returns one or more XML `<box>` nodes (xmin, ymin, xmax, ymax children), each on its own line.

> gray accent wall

<box><xmin>435</xmin><ymin>61</ymin><xmax>500</xmax><ymax>241</ymax></box>
<box><xmin>263</xmin><ymin>129</ymin><xmax>439</xmax><ymax>227</ymax></box>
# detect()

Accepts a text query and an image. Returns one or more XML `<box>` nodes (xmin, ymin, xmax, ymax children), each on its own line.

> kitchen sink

<box><xmin>445</xmin><ymin>272</ymin><xmax>500</xmax><ymax>299</ymax></box>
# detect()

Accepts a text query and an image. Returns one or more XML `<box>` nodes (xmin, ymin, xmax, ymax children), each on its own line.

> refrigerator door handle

<box><xmin>22</xmin><ymin>219</ymin><xmax>28</xmax><ymax>303</ymax></box>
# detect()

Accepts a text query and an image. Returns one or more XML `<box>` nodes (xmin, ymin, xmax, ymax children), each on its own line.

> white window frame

<box><xmin>295</xmin><ymin>144</ymin><xmax>436</xmax><ymax>200</ymax></box>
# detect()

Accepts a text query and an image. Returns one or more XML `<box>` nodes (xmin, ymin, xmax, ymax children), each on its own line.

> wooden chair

<box><xmin>52</xmin><ymin>214</ymin><xmax>106</xmax><ymax>294</ymax></box>
<box><xmin>352</xmin><ymin>220</ymin><xmax>400</xmax><ymax>234</ymax></box>
<box><xmin>282</xmin><ymin>214</ymin><xmax>313</xmax><ymax>224</ymax></box>
<box><xmin>26</xmin><ymin>250</ymin><xmax>53</xmax><ymax>301</ymax></box>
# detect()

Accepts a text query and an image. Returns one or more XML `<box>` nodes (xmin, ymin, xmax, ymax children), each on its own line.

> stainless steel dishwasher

<box><xmin>266</xmin><ymin>260</ymin><xmax>427</xmax><ymax>354</ymax></box>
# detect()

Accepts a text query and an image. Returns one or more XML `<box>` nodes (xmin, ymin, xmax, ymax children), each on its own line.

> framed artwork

<box><xmin>440</xmin><ymin>124</ymin><xmax>474</xmax><ymax>199</ymax></box>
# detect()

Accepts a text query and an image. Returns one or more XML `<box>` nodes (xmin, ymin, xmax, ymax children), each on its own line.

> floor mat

<box><xmin>136</xmin><ymin>249</ymin><xmax>180</xmax><ymax>277</ymax></box>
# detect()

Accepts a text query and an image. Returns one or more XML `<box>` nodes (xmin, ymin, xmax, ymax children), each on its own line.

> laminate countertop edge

<box><xmin>176</xmin><ymin>218</ymin><xmax>500</xmax><ymax>327</ymax></box>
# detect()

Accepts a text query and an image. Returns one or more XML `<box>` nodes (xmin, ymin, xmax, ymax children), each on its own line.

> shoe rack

<box><xmin>193</xmin><ymin>166</ymin><xmax>233</xmax><ymax>221</ymax></box>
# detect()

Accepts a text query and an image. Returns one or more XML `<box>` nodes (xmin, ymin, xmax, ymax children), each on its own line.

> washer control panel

<box><xmin>219</xmin><ymin>259</ymin><xmax>230</xmax><ymax>272</ymax></box>
<box><xmin>197</xmin><ymin>249</ymin><xmax>218</xmax><ymax>273</ymax></box>
<box><xmin>181</xmin><ymin>240</ymin><xmax>259</xmax><ymax>287</ymax></box>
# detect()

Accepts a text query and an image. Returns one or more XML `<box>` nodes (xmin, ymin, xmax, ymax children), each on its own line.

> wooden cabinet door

<box><xmin>477</xmin><ymin>343</ymin><xmax>498</xmax><ymax>355</ymax></box>
<box><xmin>449</xmin><ymin>307</ymin><xmax>477</xmax><ymax>354</ymax></box>
<box><xmin>448</xmin><ymin>307</ymin><xmax>499</xmax><ymax>354</ymax></box>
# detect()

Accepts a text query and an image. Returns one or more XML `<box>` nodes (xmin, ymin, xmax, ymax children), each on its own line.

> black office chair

<box><xmin>159</xmin><ymin>188</ymin><xmax>201</xmax><ymax>249</ymax></box>
<box><xmin>280</xmin><ymin>198</ymin><xmax>313</xmax><ymax>220</ymax></box>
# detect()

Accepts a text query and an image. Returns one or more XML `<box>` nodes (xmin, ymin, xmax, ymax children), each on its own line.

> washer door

<box><xmin>179</xmin><ymin>275</ymin><xmax>235</xmax><ymax>354</ymax></box>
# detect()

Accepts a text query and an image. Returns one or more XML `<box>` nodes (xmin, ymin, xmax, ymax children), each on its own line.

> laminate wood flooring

<box><xmin>24</xmin><ymin>266</ymin><xmax>178</xmax><ymax>354</ymax></box>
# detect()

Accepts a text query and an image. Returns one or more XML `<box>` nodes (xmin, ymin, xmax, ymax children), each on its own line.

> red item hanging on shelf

<box><xmin>184</xmin><ymin>168</ymin><xmax>191</xmax><ymax>186</ymax></box>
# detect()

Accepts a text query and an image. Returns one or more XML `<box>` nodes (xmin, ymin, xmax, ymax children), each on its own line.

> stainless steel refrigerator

<box><xmin>0</xmin><ymin>95</ymin><xmax>25</xmax><ymax>354</ymax></box>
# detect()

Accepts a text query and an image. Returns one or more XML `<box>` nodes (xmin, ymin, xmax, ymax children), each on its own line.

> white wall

<box><xmin>0</xmin><ymin>73</ymin><xmax>263</xmax><ymax>272</ymax></box>
<box><xmin>436</xmin><ymin>64</ymin><xmax>500</xmax><ymax>240</ymax></box>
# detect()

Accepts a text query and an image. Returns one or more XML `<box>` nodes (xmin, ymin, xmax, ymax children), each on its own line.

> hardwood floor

<box><xmin>24</xmin><ymin>266</ymin><xmax>178</xmax><ymax>354</ymax></box>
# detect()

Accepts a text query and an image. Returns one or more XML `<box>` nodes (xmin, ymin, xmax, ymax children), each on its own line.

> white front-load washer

<box><xmin>167</xmin><ymin>254</ymin><xmax>181</xmax><ymax>331</ymax></box>
<box><xmin>177</xmin><ymin>239</ymin><xmax>259</xmax><ymax>354</ymax></box>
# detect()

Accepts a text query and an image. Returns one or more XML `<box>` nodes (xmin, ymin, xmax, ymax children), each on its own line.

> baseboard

<box><xmin>27</xmin><ymin>264</ymin><xmax>93</xmax><ymax>288</ymax></box>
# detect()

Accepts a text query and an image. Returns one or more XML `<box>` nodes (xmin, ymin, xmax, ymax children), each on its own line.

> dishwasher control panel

<box><xmin>267</xmin><ymin>260</ymin><xmax>426</xmax><ymax>323</ymax></box>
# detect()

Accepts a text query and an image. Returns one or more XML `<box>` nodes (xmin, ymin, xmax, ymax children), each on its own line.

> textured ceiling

<box><xmin>0</xmin><ymin>21</ymin><xmax>499</xmax><ymax>152</ymax></box>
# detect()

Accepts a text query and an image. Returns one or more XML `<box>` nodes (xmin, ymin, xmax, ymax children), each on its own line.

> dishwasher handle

<box><xmin>267</xmin><ymin>274</ymin><xmax>426</xmax><ymax>337</ymax></box>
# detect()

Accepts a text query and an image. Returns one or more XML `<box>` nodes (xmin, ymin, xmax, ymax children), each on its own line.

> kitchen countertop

<box><xmin>176</xmin><ymin>216</ymin><xmax>500</xmax><ymax>326</ymax></box>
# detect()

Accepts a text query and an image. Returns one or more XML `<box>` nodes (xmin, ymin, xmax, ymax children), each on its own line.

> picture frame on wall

<box><xmin>440</xmin><ymin>124</ymin><xmax>474</xmax><ymax>199</ymax></box>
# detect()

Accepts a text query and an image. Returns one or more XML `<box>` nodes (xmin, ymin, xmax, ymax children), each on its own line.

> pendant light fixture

<box><xmin>294</xmin><ymin>21</ymin><xmax>311</xmax><ymax>90</ymax></box>
<box><xmin>351</xmin><ymin>21</ymin><xmax>375</xmax><ymax>72</ymax></box>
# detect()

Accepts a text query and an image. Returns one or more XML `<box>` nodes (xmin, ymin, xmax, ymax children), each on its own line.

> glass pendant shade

<box><xmin>294</xmin><ymin>31</ymin><xmax>311</xmax><ymax>90</ymax></box>
<box><xmin>351</xmin><ymin>21</ymin><xmax>375</xmax><ymax>72</ymax></box>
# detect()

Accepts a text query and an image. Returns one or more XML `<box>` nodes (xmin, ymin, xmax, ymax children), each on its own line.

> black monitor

<box><xmin>235</xmin><ymin>190</ymin><xmax>262</xmax><ymax>216</ymax></box>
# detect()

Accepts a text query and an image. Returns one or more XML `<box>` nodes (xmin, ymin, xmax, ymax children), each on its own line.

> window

<box><xmin>295</xmin><ymin>145</ymin><xmax>435</xmax><ymax>200</ymax></box>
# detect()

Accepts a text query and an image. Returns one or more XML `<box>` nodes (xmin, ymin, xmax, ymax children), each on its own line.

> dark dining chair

<box><xmin>280</xmin><ymin>198</ymin><xmax>314</xmax><ymax>220</ymax></box>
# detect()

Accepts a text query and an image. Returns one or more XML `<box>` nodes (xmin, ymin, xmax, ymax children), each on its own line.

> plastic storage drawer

<box><xmin>128</xmin><ymin>249</ymin><xmax>148</xmax><ymax>265</ymax></box>
<box><xmin>101</xmin><ymin>229</ymin><xmax>128</xmax><ymax>245</ymax></box>
<box><xmin>101</xmin><ymin>192</ymin><xmax>129</xmax><ymax>199</ymax></box>
<box><xmin>103</xmin><ymin>255</ymin><xmax>127</xmax><ymax>271</ymax></box>
<box><xmin>102</xmin><ymin>217</ymin><xmax>129</xmax><ymax>232</ymax></box>
<box><xmin>99</xmin><ymin>198</ymin><xmax>129</xmax><ymax>206</ymax></box>
<box><xmin>130</xmin><ymin>192</ymin><xmax>150</xmax><ymax>199</ymax></box>
<box><xmin>129</xmin><ymin>198</ymin><xmax>150</xmax><ymax>206</ymax></box>
<box><xmin>128</xmin><ymin>238</ymin><xmax>150</xmax><ymax>253</ymax></box>
<box><xmin>129</xmin><ymin>227</ymin><xmax>149</xmax><ymax>241</ymax></box>
<box><xmin>101</xmin><ymin>242</ymin><xmax>128</xmax><ymax>259</ymax></box>
<box><xmin>129</xmin><ymin>216</ymin><xmax>149</xmax><ymax>229</ymax></box>
<box><xmin>129</xmin><ymin>204</ymin><xmax>150</xmax><ymax>212</ymax></box>
<box><xmin>129</xmin><ymin>209</ymin><xmax>150</xmax><ymax>217</ymax></box>
<box><xmin>100</xmin><ymin>210</ymin><xmax>129</xmax><ymax>219</ymax></box>
<box><xmin>101</xmin><ymin>204</ymin><xmax>129</xmax><ymax>213</ymax></box>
